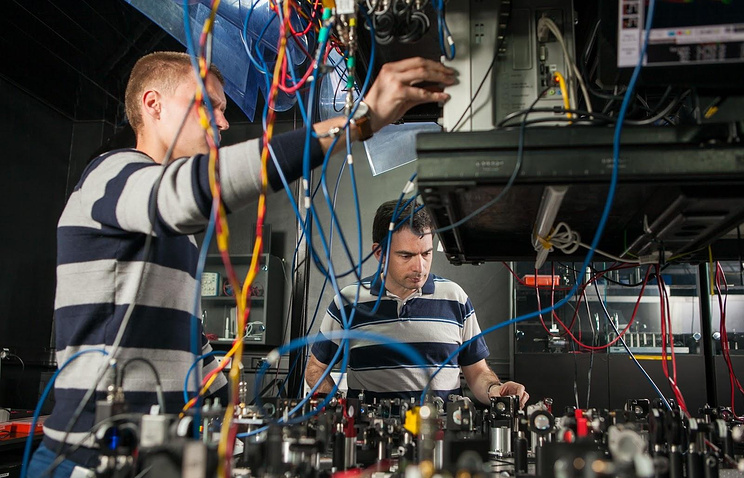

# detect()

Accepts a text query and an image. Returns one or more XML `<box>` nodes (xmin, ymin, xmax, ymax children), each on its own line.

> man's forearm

<box><xmin>305</xmin><ymin>355</ymin><xmax>337</xmax><ymax>394</ymax></box>
<box><xmin>471</xmin><ymin>369</ymin><xmax>501</xmax><ymax>405</ymax></box>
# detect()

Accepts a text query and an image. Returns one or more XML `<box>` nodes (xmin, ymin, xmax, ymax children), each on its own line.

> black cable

<box><xmin>120</xmin><ymin>358</ymin><xmax>162</xmax><ymax>387</ymax></box>
<box><xmin>556</xmin><ymin>262</ymin><xmax>647</xmax><ymax>288</ymax></box>
<box><xmin>6</xmin><ymin>353</ymin><xmax>25</xmax><ymax>373</ymax></box>
<box><xmin>513</xmin><ymin>116</ymin><xmax>607</xmax><ymax>127</ymax></box>
<box><xmin>496</xmin><ymin>107</ymin><xmax>615</xmax><ymax>127</ymax></box>
<box><xmin>120</xmin><ymin>357</ymin><xmax>166</xmax><ymax>413</ymax></box>
<box><xmin>572</xmin><ymin>329</ymin><xmax>580</xmax><ymax>409</ymax></box>
<box><xmin>451</xmin><ymin>54</ymin><xmax>497</xmax><ymax>132</ymax></box>
<box><xmin>248</xmin><ymin>379</ymin><xmax>284</xmax><ymax>405</ymax></box>
<box><xmin>593</xmin><ymin>280</ymin><xmax>672</xmax><ymax>411</ymax></box>
<box><xmin>737</xmin><ymin>226</ymin><xmax>743</xmax><ymax>287</ymax></box>
<box><xmin>582</xmin><ymin>284</ymin><xmax>595</xmax><ymax>407</ymax></box>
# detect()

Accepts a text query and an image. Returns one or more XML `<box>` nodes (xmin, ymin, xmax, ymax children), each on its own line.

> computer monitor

<box><xmin>598</xmin><ymin>0</ymin><xmax>744</xmax><ymax>91</ymax></box>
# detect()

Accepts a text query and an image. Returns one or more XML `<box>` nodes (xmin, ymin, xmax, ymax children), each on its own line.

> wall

<box><xmin>1</xmin><ymin>79</ymin><xmax>71</xmax><ymax>355</ymax></box>
<box><xmin>0</xmin><ymin>78</ymin><xmax>71</xmax><ymax>408</ymax></box>
<box><xmin>0</xmin><ymin>78</ymin><xmax>112</xmax><ymax>409</ymax></box>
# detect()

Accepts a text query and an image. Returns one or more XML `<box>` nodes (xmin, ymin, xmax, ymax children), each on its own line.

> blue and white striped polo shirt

<box><xmin>312</xmin><ymin>273</ymin><xmax>490</xmax><ymax>402</ymax></box>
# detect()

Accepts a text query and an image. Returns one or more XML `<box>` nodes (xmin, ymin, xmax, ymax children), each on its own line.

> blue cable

<box><xmin>183</xmin><ymin>350</ymin><xmax>229</xmax><ymax>404</ymax></box>
<box><xmin>301</xmin><ymin>11</ymin><xmax>332</xmax><ymax>199</ymax></box>
<box><xmin>420</xmin><ymin>0</ymin><xmax>659</xmax><ymax>405</ymax></box>
<box><xmin>364</xmin><ymin>192</ymin><xmax>419</xmax><ymax>316</ymax></box>
<box><xmin>240</xmin><ymin>329</ymin><xmax>427</xmax><ymax>437</ymax></box>
<box><xmin>20</xmin><ymin>349</ymin><xmax>109</xmax><ymax>478</ymax></box>
<box><xmin>189</xmin><ymin>211</ymin><xmax>216</xmax><ymax>438</ymax></box>
<box><xmin>182</xmin><ymin>0</ymin><xmax>221</xmax><ymax>148</ymax></box>
<box><xmin>282</xmin><ymin>154</ymin><xmax>353</xmax><ymax>397</ymax></box>
<box><xmin>190</xmin><ymin>213</ymin><xmax>216</xmax><ymax>388</ymax></box>
<box><xmin>241</xmin><ymin>0</ymin><xmax>269</xmax><ymax>75</ymax></box>
<box><xmin>433</xmin><ymin>0</ymin><xmax>455</xmax><ymax>60</ymax></box>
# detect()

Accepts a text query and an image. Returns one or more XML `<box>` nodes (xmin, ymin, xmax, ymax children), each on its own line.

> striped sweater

<box><xmin>43</xmin><ymin>129</ymin><xmax>323</xmax><ymax>463</ymax></box>
<box><xmin>311</xmin><ymin>273</ymin><xmax>490</xmax><ymax>403</ymax></box>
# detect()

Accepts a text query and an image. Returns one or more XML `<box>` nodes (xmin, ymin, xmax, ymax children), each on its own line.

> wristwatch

<box><xmin>487</xmin><ymin>381</ymin><xmax>503</xmax><ymax>397</ymax></box>
<box><xmin>350</xmin><ymin>101</ymin><xmax>374</xmax><ymax>141</ymax></box>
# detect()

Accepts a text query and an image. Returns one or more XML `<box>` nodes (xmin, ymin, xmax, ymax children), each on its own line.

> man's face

<box><xmin>157</xmin><ymin>73</ymin><xmax>229</xmax><ymax>160</ymax></box>
<box><xmin>374</xmin><ymin>227</ymin><xmax>433</xmax><ymax>299</ymax></box>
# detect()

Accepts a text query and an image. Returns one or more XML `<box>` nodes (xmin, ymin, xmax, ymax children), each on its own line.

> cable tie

<box><xmin>318</xmin><ymin>126</ymin><xmax>342</xmax><ymax>139</ymax></box>
<box><xmin>346</xmin><ymin>154</ymin><xmax>354</xmax><ymax>165</ymax></box>
<box><xmin>537</xmin><ymin>235</ymin><xmax>553</xmax><ymax>250</ymax></box>
<box><xmin>403</xmin><ymin>181</ymin><xmax>415</xmax><ymax>194</ymax></box>
<box><xmin>388</xmin><ymin>222</ymin><xmax>394</xmax><ymax>231</ymax></box>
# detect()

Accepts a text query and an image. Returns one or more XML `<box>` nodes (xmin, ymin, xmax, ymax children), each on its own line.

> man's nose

<box><xmin>216</xmin><ymin>112</ymin><xmax>229</xmax><ymax>132</ymax></box>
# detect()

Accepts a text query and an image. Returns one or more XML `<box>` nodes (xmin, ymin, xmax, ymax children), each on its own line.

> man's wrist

<box><xmin>487</xmin><ymin>381</ymin><xmax>503</xmax><ymax>397</ymax></box>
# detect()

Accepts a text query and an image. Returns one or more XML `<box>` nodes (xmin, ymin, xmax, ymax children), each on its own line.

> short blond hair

<box><xmin>125</xmin><ymin>51</ymin><xmax>224</xmax><ymax>135</ymax></box>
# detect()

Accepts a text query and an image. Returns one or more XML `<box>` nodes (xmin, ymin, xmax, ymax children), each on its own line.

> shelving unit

<box><xmin>200</xmin><ymin>254</ymin><xmax>284</xmax><ymax>346</ymax></box>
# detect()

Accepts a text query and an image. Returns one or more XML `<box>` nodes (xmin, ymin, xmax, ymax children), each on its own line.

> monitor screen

<box><xmin>599</xmin><ymin>0</ymin><xmax>744</xmax><ymax>90</ymax></box>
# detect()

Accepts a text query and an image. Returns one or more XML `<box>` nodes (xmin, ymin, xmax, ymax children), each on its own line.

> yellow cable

<box><xmin>553</xmin><ymin>71</ymin><xmax>571</xmax><ymax>119</ymax></box>
<box><xmin>218</xmin><ymin>0</ymin><xmax>290</xmax><ymax>474</ymax></box>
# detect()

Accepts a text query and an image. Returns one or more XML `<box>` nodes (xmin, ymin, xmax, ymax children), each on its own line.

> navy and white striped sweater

<box><xmin>44</xmin><ymin>129</ymin><xmax>323</xmax><ymax>462</ymax></box>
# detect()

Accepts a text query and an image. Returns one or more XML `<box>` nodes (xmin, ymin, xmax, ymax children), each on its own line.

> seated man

<box><xmin>306</xmin><ymin>200</ymin><xmax>529</xmax><ymax>407</ymax></box>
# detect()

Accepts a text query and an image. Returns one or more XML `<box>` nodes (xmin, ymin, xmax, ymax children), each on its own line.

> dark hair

<box><xmin>125</xmin><ymin>51</ymin><xmax>224</xmax><ymax>135</ymax></box>
<box><xmin>372</xmin><ymin>199</ymin><xmax>432</xmax><ymax>245</ymax></box>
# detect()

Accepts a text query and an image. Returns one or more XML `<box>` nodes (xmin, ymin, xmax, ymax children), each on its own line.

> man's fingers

<box><xmin>379</xmin><ymin>58</ymin><xmax>457</xmax><ymax>87</ymax></box>
<box><xmin>402</xmin><ymin>85</ymin><xmax>451</xmax><ymax>105</ymax></box>
<box><xmin>520</xmin><ymin>392</ymin><xmax>530</xmax><ymax>409</ymax></box>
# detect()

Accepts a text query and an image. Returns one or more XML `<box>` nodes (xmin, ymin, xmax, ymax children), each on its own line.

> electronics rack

<box><xmin>416</xmin><ymin>123</ymin><xmax>744</xmax><ymax>265</ymax></box>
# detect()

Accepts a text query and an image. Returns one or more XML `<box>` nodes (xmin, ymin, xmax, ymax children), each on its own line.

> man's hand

<box><xmin>363</xmin><ymin>57</ymin><xmax>457</xmax><ymax>132</ymax></box>
<box><xmin>490</xmin><ymin>381</ymin><xmax>530</xmax><ymax>409</ymax></box>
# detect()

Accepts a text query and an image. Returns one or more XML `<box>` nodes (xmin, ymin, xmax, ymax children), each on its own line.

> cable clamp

<box><xmin>317</xmin><ymin>126</ymin><xmax>343</xmax><ymax>139</ymax></box>
<box><xmin>402</xmin><ymin>181</ymin><xmax>415</xmax><ymax>194</ymax></box>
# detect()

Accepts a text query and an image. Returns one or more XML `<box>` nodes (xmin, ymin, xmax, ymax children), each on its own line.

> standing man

<box><xmin>29</xmin><ymin>52</ymin><xmax>456</xmax><ymax>477</ymax></box>
<box><xmin>306</xmin><ymin>200</ymin><xmax>529</xmax><ymax>407</ymax></box>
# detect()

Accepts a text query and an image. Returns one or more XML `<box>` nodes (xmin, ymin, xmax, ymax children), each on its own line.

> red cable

<box><xmin>556</xmin><ymin>266</ymin><xmax>652</xmax><ymax>351</ymax></box>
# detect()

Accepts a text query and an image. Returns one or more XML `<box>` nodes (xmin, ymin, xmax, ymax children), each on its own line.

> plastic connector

<box><xmin>638</xmin><ymin>251</ymin><xmax>673</xmax><ymax>265</ymax></box>
<box><xmin>537</xmin><ymin>16</ymin><xmax>551</xmax><ymax>43</ymax></box>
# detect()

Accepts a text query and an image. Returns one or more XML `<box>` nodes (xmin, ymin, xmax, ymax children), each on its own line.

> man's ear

<box><xmin>372</xmin><ymin>243</ymin><xmax>382</xmax><ymax>262</ymax></box>
<box><xmin>142</xmin><ymin>89</ymin><xmax>162</xmax><ymax>121</ymax></box>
